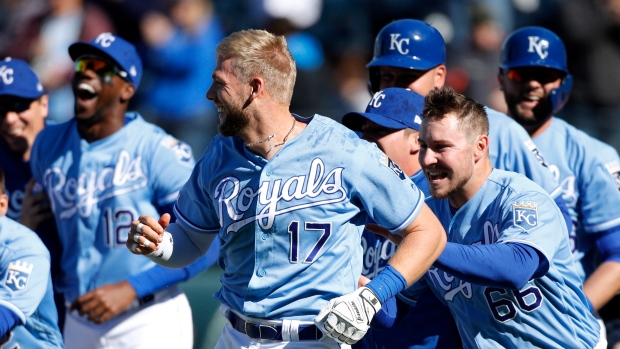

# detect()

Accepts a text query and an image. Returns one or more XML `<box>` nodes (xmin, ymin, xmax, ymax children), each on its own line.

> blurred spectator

<box><xmin>2</xmin><ymin>0</ymin><xmax>114</xmax><ymax>122</ymax></box>
<box><xmin>138</xmin><ymin>0</ymin><xmax>224</xmax><ymax>154</ymax></box>
<box><xmin>445</xmin><ymin>2</ymin><xmax>507</xmax><ymax>111</ymax></box>
<box><xmin>556</xmin><ymin>0</ymin><xmax>620</xmax><ymax>154</ymax></box>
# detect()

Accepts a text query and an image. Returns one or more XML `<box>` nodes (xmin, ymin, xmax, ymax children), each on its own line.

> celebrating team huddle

<box><xmin>0</xmin><ymin>10</ymin><xmax>618</xmax><ymax>349</ymax></box>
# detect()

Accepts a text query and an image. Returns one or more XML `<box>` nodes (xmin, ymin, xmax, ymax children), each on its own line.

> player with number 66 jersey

<box><xmin>415</xmin><ymin>87</ymin><xmax>603</xmax><ymax>349</ymax></box>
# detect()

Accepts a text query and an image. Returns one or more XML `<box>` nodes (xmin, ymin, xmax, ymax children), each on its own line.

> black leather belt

<box><xmin>137</xmin><ymin>293</ymin><xmax>155</xmax><ymax>307</ymax></box>
<box><xmin>225</xmin><ymin>311</ymin><xmax>323</xmax><ymax>341</ymax></box>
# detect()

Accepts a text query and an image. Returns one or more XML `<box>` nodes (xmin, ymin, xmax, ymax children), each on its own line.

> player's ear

<box><xmin>0</xmin><ymin>193</ymin><xmax>8</xmax><ymax>217</ymax></box>
<box><xmin>120</xmin><ymin>82</ymin><xmax>136</xmax><ymax>102</ymax></box>
<box><xmin>497</xmin><ymin>69</ymin><xmax>505</xmax><ymax>91</ymax></box>
<box><xmin>434</xmin><ymin>64</ymin><xmax>447</xmax><ymax>88</ymax></box>
<box><xmin>38</xmin><ymin>94</ymin><xmax>49</xmax><ymax>119</ymax></box>
<box><xmin>473</xmin><ymin>134</ymin><xmax>489</xmax><ymax>161</ymax></box>
<box><xmin>244</xmin><ymin>78</ymin><xmax>263</xmax><ymax>107</ymax></box>
<box><xmin>248</xmin><ymin>78</ymin><xmax>264</xmax><ymax>98</ymax></box>
<box><xmin>408</xmin><ymin>130</ymin><xmax>421</xmax><ymax>154</ymax></box>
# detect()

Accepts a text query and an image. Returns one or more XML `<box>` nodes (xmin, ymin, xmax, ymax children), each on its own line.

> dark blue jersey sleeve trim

<box><xmin>128</xmin><ymin>238</ymin><xmax>220</xmax><ymax>297</ymax></box>
<box><xmin>596</xmin><ymin>226</ymin><xmax>620</xmax><ymax>263</ymax></box>
<box><xmin>0</xmin><ymin>305</ymin><xmax>20</xmax><ymax>338</ymax></box>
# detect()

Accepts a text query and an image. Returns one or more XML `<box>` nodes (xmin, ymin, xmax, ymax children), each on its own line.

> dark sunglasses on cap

<box><xmin>75</xmin><ymin>56</ymin><xmax>128</xmax><ymax>80</ymax></box>
<box><xmin>506</xmin><ymin>68</ymin><xmax>565</xmax><ymax>85</ymax></box>
<box><xmin>0</xmin><ymin>96</ymin><xmax>36</xmax><ymax>116</ymax></box>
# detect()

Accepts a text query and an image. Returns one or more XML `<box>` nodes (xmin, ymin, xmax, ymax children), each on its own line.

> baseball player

<box><xmin>0</xmin><ymin>168</ymin><xmax>64</xmax><ymax>348</ymax></box>
<box><xmin>346</xmin><ymin>19</ymin><xmax>569</xmax><ymax>349</ymax></box>
<box><xmin>0</xmin><ymin>57</ymin><xmax>66</xmax><ymax>329</ymax></box>
<box><xmin>29</xmin><ymin>32</ymin><xmax>219</xmax><ymax>349</ymax></box>
<box><xmin>413</xmin><ymin>86</ymin><xmax>602</xmax><ymax>348</ymax></box>
<box><xmin>127</xmin><ymin>29</ymin><xmax>447</xmax><ymax>348</ymax></box>
<box><xmin>342</xmin><ymin>88</ymin><xmax>458</xmax><ymax>349</ymax></box>
<box><xmin>498</xmin><ymin>26</ymin><xmax>620</xmax><ymax>343</ymax></box>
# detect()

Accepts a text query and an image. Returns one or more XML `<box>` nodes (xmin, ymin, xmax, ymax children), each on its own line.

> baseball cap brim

<box><xmin>366</xmin><ymin>56</ymin><xmax>441</xmax><ymax>71</ymax></box>
<box><xmin>0</xmin><ymin>88</ymin><xmax>43</xmax><ymax>99</ymax></box>
<box><xmin>68</xmin><ymin>42</ymin><xmax>132</xmax><ymax>82</ymax></box>
<box><xmin>70</xmin><ymin>42</ymin><xmax>114</xmax><ymax>64</ymax></box>
<box><xmin>342</xmin><ymin>112</ymin><xmax>408</xmax><ymax>132</ymax></box>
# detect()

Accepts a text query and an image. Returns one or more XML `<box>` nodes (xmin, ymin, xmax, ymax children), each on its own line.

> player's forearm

<box><xmin>147</xmin><ymin>222</ymin><xmax>216</xmax><ymax>268</ymax></box>
<box><xmin>434</xmin><ymin>242</ymin><xmax>540</xmax><ymax>289</ymax></box>
<box><xmin>388</xmin><ymin>205</ymin><xmax>447</xmax><ymax>285</ymax></box>
<box><xmin>583</xmin><ymin>261</ymin><xmax>620</xmax><ymax>311</ymax></box>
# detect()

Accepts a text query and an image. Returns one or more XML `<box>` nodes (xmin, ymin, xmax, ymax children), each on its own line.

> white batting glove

<box><xmin>314</xmin><ymin>286</ymin><xmax>382</xmax><ymax>345</ymax></box>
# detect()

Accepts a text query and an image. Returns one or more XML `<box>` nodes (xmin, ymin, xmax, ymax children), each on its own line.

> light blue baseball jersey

<box><xmin>30</xmin><ymin>112</ymin><xmax>195</xmax><ymax>302</ymax></box>
<box><xmin>425</xmin><ymin>169</ymin><xmax>599</xmax><ymax>349</ymax></box>
<box><xmin>0</xmin><ymin>216</ymin><xmax>63</xmax><ymax>348</ymax></box>
<box><xmin>592</xmin><ymin>138</ymin><xmax>620</xmax><ymax>193</ymax></box>
<box><xmin>532</xmin><ymin>117</ymin><xmax>620</xmax><ymax>281</ymax></box>
<box><xmin>174</xmin><ymin>114</ymin><xmax>424</xmax><ymax>321</ymax></box>
<box><xmin>362</xmin><ymin>109</ymin><xmax>559</xmax><ymax>282</ymax></box>
<box><xmin>486</xmin><ymin>108</ymin><xmax>562</xmax><ymax>199</ymax></box>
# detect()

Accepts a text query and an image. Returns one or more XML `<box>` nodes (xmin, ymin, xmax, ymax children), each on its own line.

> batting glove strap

<box><xmin>314</xmin><ymin>286</ymin><xmax>382</xmax><ymax>345</ymax></box>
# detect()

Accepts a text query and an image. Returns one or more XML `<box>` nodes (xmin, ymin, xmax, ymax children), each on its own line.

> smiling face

<box><xmin>418</xmin><ymin>113</ymin><xmax>476</xmax><ymax>203</ymax></box>
<box><xmin>206</xmin><ymin>56</ymin><xmax>251</xmax><ymax>137</ymax></box>
<box><xmin>499</xmin><ymin>67</ymin><xmax>563</xmax><ymax>132</ymax></box>
<box><xmin>72</xmin><ymin>56</ymin><xmax>132</xmax><ymax>126</ymax></box>
<box><xmin>0</xmin><ymin>95</ymin><xmax>48</xmax><ymax>160</ymax></box>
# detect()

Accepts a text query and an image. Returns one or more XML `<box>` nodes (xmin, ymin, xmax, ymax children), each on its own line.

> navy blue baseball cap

<box><xmin>0</xmin><ymin>57</ymin><xmax>44</xmax><ymax>99</ymax></box>
<box><xmin>343</xmin><ymin>88</ymin><xmax>424</xmax><ymax>132</ymax></box>
<box><xmin>68</xmin><ymin>32</ymin><xmax>142</xmax><ymax>89</ymax></box>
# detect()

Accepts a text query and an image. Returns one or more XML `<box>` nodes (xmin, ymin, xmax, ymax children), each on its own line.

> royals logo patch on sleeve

<box><xmin>605</xmin><ymin>161</ymin><xmax>620</xmax><ymax>192</ymax></box>
<box><xmin>161</xmin><ymin>138</ymin><xmax>193</xmax><ymax>163</ymax></box>
<box><xmin>4</xmin><ymin>261</ymin><xmax>33</xmax><ymax>292</ymax></box>
<box><xmin>513</xmin><ymin>201</ymin><xmax>538</xmax><ymax>231</ymax></box>
<box><xmin>379</xmin><ymin>154</ymin><xmax>408</xmax><ymax>181</ymax></box>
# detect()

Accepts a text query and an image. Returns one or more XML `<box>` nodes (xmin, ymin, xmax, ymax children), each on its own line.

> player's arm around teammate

<box><xmin>127</xmin><ymin>28</ymin><xmax>446</xmax><ymax>347</ymax></box>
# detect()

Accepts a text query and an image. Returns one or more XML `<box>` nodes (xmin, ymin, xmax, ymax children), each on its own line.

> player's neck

<box><xmin>243</xmin><ymin>111</ymin><xmax>304</xmax><ymax>160</ymax></box>
<box><xmin>77</xmin><ymin>113</ymin><xmax>126</xmax><ymax>143</ymax></box>
<box><xmin>528</xmin><ymin>118</ymin><xmax>553</xmax><ymax>138</ymax></box>
<box><xmin>449</xmin><ymin>159</ymin><xmax>493</xmax><ymax>209</ymax></box>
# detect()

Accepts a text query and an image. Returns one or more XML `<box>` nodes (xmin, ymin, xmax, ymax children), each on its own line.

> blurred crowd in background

<box><xmin>1</xmin><ymin>0</ymin><xmax>620</xmax><ymax>155</ymax></box>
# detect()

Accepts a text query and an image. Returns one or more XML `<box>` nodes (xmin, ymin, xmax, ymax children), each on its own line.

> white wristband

<box><xmin>146</xmin><ymin>231</ymin><xmax>173</xmax><ymax>262</ymax></box>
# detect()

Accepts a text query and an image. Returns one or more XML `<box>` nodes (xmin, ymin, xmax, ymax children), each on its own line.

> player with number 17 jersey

<box><xmin>425</xmin><ymin>170</ymin><xmax>600</xmax><ymax>349</ymax></box>
<box><xmin>174</xmin><ymin>114</ymin><xmax>425</xmax><ymax>320</ymax></box>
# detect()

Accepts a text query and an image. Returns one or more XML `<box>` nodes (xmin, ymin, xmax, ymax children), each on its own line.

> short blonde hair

<box><xmin>216</xmin><ymin>29</ymin><xmax>297</xmax><ymax>105</ymax></box>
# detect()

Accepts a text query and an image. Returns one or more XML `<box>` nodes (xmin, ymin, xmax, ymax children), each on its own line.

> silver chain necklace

<box><xmin>245</xmin><ymin>119</ymin><xmax>297</xmax><ymax>154</ymax></box>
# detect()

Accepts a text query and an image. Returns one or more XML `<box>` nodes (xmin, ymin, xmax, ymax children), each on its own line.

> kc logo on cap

<box><xmin>0</xmin><ymin>58</ymin><xmax>44</xmax><ymax>99</ymax></box>
<box><xmin>95</xmin><ymin>32</ymin><xmax>116</xmax><ymax>48</ymax></box>
<box><xmin>342</xmin><ymin>88</ymin><xmax>425</xmax><ymax>132</ymax></box>
<box><xmin>68</xmin><ymin>32</ymin><xmax>143</xmax><ymax>89</ymax></box>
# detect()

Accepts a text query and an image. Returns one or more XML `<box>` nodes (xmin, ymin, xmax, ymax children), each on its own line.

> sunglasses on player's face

<box><xmin>506</xmin><ymin>68</ymin><xmax>564</xmax><ymax>85</ymax></box>
<box><xmin>75</xmin><ymin>57</ymin><xmax>128</xmax><ymax>80</ymax></box>
<box><xmin>0</xmin><ymin>97</ymin><xmax>35</xmax><ymax>116</ymax></box>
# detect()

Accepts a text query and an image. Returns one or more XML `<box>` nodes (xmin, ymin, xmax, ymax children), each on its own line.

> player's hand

<box><xmin>314</xmin><ymin>286</ymin><xmax>382</xmax><ymax>345</ymax></box>
<box><xmin>19</xmin><ymin>178</ymin><xmax>53</xmax><ymax>230</ymax></box>
<box><xmin>365</xmin><ymin>223</ymin><xmax>403</xmax><ymax>245</ymax></box>
<box><xmin>70</xmin><ymin>281</ymin><xmax>137</xmax><ymax>324</ymax></box>
<box><xmin>126</xmin><ymin>214</ymin><xmax>170</xmax><ymax>255</ymax></box>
